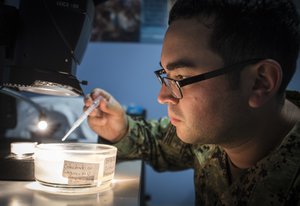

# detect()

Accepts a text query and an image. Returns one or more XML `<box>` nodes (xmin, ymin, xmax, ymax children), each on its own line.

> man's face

<box><xmin>159</xmin><ymin>18</ymin><xmax>251</xmax><ymax>145</ymax></box>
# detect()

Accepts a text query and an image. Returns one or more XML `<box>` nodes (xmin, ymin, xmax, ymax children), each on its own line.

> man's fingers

<box><xmin>87</xmin><ymin>114</ymin><xmax>107</xmax><ymax>126</ymax></box>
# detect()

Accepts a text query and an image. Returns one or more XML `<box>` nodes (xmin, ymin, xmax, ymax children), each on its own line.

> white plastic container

<box><xmin>34</xmin><ymin>143</ymin><xmax>117</xmax><ymax>188</ymax></box>
<box><xmin>11</xmin><ymin>142</ymin><xmax>37</xmax><ymax>159</ymax></box>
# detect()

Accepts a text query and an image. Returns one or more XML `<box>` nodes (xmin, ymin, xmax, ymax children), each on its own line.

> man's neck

<box><xmin>223</xmin><ymin>99</ymin><xmax>300</xmax><ymax>170</ymax></box>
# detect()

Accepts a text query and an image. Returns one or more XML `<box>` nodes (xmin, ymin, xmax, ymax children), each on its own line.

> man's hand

<box><xmin>84</xmin><ymin>88</ymin><xmax>128</xmax><ymax>143</ymax></box>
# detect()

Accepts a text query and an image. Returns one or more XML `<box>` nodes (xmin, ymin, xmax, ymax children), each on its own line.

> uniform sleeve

<box><xmin>286</xmin><ymin>169</ymin><xmax>300</xmax><ymax>206</ymax></box>
<box><xmin>110</xmin><ymin>116</ymin><xmax>195</xmax><ymax>172</ymax></box>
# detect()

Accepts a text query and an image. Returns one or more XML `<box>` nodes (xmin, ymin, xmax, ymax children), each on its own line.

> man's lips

<box><xmin>169</xmin><ymin>116</ymin><xmax>181</xmax><ymax>125</ymax></box>
<box><xmin>168</xmin><ymin>109</ymin><xmax>182</xmax><ymax>125</ymax></box>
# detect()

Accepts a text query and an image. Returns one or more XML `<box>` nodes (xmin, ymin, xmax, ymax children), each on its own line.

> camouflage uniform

<box><xmin>106</xmin><ymin>91</ymin><xmax>300</xmax><ymax>205</ymax></box>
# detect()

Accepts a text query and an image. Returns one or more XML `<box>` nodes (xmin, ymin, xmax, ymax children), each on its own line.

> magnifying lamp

<box><xmin>0</xmin><ymin>0</ymin><xmax>95</xmax><ymax>96</ymax></box>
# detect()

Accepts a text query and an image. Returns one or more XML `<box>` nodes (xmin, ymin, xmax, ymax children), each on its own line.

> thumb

<box><xmin>98</xmin><ymin>98</ymin><xmax>111</xmax><ymax>113</ymax></box>
<box><xmin>98</xmin><ymin>97</ymin><xmax>123</xmax><ymax>116</ymax></box>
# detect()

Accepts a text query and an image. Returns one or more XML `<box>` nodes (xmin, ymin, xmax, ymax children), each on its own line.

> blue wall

<box><xmin>77</xmin><ymin>42</ymin><xmax>300</xmax><ymax>206</ymax></box>
<box><xmin>77</xmin><ymin>42</ymin><xmax>166</xmax><ymax>119</ymax></box>
<box><xmin>289</xmin><ymin>58</ymin><xmax>300</xmax><ymax>91</ymax></box>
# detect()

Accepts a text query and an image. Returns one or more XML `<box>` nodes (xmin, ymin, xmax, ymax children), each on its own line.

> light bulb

<box><xmin>38</xmin><ymin>120</ymin><xmax>48</xmax><ymax>130</ymax></box>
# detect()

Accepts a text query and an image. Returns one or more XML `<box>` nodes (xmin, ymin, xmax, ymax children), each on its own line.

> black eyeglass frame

<box><xmin>154</xmin><ymin>58</ymin><xmax>264</xmax><ymax>99</ymax></box>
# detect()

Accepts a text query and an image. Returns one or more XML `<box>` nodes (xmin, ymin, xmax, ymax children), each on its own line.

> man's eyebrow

<box><xmin>159</xmin><ymin>59</ymin><xmax>196</xmax><ymax>71</ymax></box>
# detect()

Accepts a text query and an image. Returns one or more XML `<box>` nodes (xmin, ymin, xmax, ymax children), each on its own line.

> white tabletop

<box><xmin>0</xmin><ymin>160</ymin><xmax>142</xmax><ymax>206</ymax></box>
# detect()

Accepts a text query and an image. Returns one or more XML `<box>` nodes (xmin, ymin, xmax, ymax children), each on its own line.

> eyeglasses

<box><xmin>154</xmin><ymin>58</ymin><xmax>263</xmax><ymax>99</ymax></box>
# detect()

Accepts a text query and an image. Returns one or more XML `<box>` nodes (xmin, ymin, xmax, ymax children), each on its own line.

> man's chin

<box><xmin>176</xmin><ymin>128</ymin><xmax>211</xmax><ymax>145</ymax></box>
<box><xmin>175</xmin><ymin>129</ymin><xmax>196</xmax><ymax>144</ymax></box>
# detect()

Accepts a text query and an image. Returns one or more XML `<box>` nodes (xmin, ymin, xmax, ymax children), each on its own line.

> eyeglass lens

<box><xmin>163</xmin><ymin>78</ymin><xmax>182</xmax><ymax>98</ymax></box>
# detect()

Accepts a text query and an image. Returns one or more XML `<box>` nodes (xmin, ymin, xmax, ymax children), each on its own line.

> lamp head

<box><xmin>0</xmin><ymin>0</ymin><xmax>96</xmax><ymax>96</ymax></box>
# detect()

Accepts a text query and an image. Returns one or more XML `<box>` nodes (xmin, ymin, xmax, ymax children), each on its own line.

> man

<box><xmin>85</xmin><ymin>0</ymin><xmax>300</xmax><ymax>205</ymax></box>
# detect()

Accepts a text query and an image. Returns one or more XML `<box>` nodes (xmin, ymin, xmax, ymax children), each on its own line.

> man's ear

<box><xmin>248</xmin><ymin>59</ymin><xmax>282</xmax><ymax>108</ymax></box>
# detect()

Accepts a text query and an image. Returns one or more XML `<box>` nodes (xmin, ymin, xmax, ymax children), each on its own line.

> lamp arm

<box><xmin>0</xmin><ymin>87</ymin><xmax>46</xmax><ymax>120</ymax></box>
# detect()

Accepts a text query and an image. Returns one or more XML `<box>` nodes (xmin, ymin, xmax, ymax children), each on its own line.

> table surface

<box><xmin>0</xmin><ymin>160</ymin><xmax>142</xmax><ymax>206</ymax></box>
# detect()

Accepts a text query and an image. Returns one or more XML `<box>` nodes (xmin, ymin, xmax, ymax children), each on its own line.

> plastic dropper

<box><xmin>61</xmin><ymin>96</ymin><xmax>103</xmax><ymax>141</ymax></box>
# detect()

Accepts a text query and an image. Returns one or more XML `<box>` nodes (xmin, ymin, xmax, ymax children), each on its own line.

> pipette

<box><xmin>61</xmin><ymin>96</ymin><xmax>103</xmax><ymax>141</ymax></box>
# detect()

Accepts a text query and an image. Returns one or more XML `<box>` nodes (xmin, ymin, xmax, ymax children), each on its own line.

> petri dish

<box><xmin>34</xmin><ymin>143</ymin><xmax>117</xmax><ymax>191</ymax></box>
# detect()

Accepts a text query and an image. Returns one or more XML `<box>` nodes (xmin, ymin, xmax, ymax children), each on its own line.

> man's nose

<box><xmin>157</xmin><ymin>84</ymin><xmax>179</xmax><ymax>105</ymax></box>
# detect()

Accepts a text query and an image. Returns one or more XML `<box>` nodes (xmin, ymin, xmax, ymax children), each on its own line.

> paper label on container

<box><xmin>103</xmin><ymin>156</ymin><xmax>116</xmax><ymax>177</ymax></box>
<box><xmin>62</xmin><ymin>160</ymin><xmax>99</xmax><ymax>185</ymax></box>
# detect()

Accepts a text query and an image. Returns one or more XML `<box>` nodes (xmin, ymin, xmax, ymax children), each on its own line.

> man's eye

<box><xmin>175</xmin><ymin>74</ymin><xmax>185</xmax><ymax>80</ymax></box>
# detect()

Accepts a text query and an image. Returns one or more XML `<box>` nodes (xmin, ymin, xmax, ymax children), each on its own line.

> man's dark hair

<box><xmin>169</xmin><ymin>0</ymin><xmax>300</xmax><ymax>94</ymax></box>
